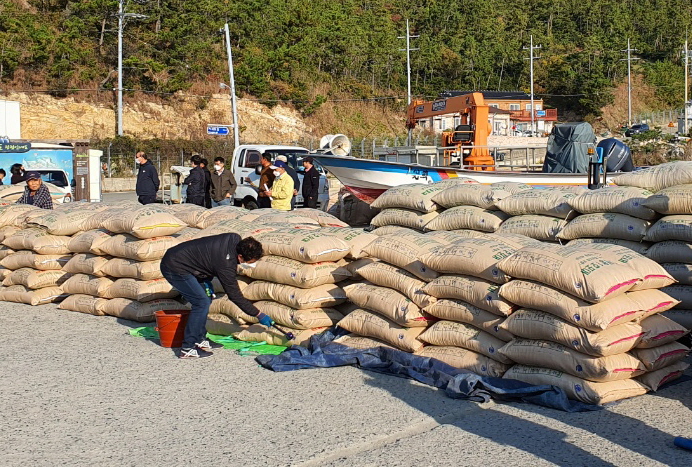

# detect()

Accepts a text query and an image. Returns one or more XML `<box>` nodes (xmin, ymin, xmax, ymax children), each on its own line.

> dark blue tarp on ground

<box><xmin>256</xmin><ymin>329</ymin><xmax>602</xmax><ymax>413</ymax></box>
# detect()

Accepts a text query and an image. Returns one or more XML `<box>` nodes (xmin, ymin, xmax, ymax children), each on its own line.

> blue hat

<box><xmin>270</xmin><ymin>161</ymin><xmax>287</xmax><ymax>169</ymax></box>
<box><xmin>25</xmin><ymin>171</ymin><xmax>41</xmax><ymax>180</ymax></box>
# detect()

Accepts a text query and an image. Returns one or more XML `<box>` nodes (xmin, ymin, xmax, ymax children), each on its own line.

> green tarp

<box><xmin>542</xmin><ymin>122</ymin><xmax>597</xmax><ymax>174</ymax></box>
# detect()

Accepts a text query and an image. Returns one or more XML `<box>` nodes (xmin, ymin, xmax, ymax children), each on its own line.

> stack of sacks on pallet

<box><xmin>494</xmin><ymin>187</ymin><xmax>584</xmax><ymax>241</ymax></box>
<box><xmin>336</xmin><ymin>229</ymin><xmax>462</xmax><ymax>353</ymax></box>
<box><xmin>201</xmin><ymin>210</ymin><xmax>354</xmax><ymax>346</ymax></box>
<box><xmin>558</xmin><ymin>186</ymin><xmax>656</xmax><ymax>248</ymax></box>
<box><xmin>409</xmin><ymin>234</ymin><xmax>545</xmax><ymax>376</ymax></box>
<box><xmin>494</xmin><ymin>242</ymin><xmax>688</xmax><ymax>405</ymax></box>
<box><xmin>369</xmin><ymin>183</ymin><xmax>445</xmax><ymax>232</ymax></box>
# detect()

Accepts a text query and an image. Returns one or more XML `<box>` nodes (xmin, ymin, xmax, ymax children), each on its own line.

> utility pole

<box><xmin>523</xmin><ymin>35</ymin><xmax>541</xmax><ymax>135</ymax></box>
<box><xmin>621</xmin><ymin>38</ymin><xmax>639</xmax><ymax>128</ymax></box>
<box><xmin>399</xmin><ymin>19</ymin><xmax>418</xmax><ymax>146</ymax></box>
<box><xmin>685</xmin><ymin>38</ymin><xmax>690</xmax><ymax>134</ymax></box>
<box><xmin>223</xmin><ymin>23</ymin><xmax>240</xmax><ymax>149</ymax></box>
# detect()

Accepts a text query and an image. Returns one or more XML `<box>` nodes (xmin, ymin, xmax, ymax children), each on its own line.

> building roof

<box><xmin>439</xmin><ymin>90</ymin><xmax>533</xmax><ymax>100</ymax></box>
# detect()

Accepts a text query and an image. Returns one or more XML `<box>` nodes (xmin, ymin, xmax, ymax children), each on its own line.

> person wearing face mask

<box><xmin>265</xmin><ymin>160</ymin><xmax>294</xmax><ymax>211</ymax></box>
<box><xmin>183</xmin><ymin>154</ymin><xmax>206</xmax><ymax>207</ymax></box>
<box><xmin>275</xmin><ymin>155</ymin><xmax>300</xmax><ymax>210</ymax></box>
<box><xmin>135</xmin><ymin>151</ymin><xmax>160</xmax><ymax>205</ymax></box>
<box><xmin>210</xmin><ymin>156</ymin><xmax>237</xmax><ymax>207</ymax></box>
<box><xmin>16</xmin><ymin>171</ymin><xmax>53</xmax><ymax>209</ymax></box>
<box><xmin>161</xmin><ymin>234</ymin><xmax>272</xmax><ymax>359</ymax></box>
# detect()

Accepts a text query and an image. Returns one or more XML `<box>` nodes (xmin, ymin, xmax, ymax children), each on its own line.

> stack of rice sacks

<box><xmin>197</xmin><ymin>207</ymin><xmax>356</xmax><ymax>347</ymax></box>
<box><xmin>494</xmin><ymin>241</ymin><xmax>688</xmax><ymax>404</ymax></box>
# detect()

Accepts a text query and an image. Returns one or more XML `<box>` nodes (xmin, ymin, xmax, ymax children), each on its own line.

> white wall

<box><xmin>0</xmin><ymin>100</ymin><xmax>21</xmax><ymax>139</ymax></box>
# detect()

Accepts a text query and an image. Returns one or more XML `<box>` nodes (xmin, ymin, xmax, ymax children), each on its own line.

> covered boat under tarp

<box><xmin>542</xmin><ymin>122</ymin><xmax>597</xmax><ymax>174</ymax></box>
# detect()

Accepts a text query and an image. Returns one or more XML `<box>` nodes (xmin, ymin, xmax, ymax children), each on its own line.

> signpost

<box><xmin>207</xmin><ymin>124</ymin><xmax>233</xmax><ymax>136</ymax></box>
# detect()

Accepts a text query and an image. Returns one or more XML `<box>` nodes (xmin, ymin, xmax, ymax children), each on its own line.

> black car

<box><xmin>625</xmin><ymin>123</ymin><xmax>650</xmax><ymax>137</ymax></box>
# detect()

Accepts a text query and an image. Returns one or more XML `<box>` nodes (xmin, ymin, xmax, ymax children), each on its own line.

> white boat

<box><xmin>311</xmin><ymin>154</ymin><xmax>614</xmax><ymax>203</ymax></box>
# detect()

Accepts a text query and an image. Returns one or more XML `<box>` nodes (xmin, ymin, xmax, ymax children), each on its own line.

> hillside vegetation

<box><xmin>1</xmin><ymin>0</ymin><xmax>691</xmax><ymax>125</ymax></box>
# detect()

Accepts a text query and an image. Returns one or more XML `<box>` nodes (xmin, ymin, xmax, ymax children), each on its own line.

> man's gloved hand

<box><xmin>257</xmin><ymin>312</ymin><xmax>274</xmax><ymax>328</ymax></box>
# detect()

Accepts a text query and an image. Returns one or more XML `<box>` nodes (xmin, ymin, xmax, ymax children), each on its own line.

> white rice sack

<box><xmin>613</xmin><ymin>161</ymin><xmax>692</xmax><ymax>191</ymax></box>
<box><xmin>371</xmin><ymin>183</ymin><xmax>444</xmax><ymax>213</ymax></box>
<box><xmin>370</xmin><ymin>208</ymin><xmax>439</xmax><ymax>231</ymax></box>
<box><xmin>495</xmin><ymin>189</ymin><xmax>578</xmax><ymax>218</ymax></box>
<box><xmin>556</xmin><ymin>213</ymin><xmax>651</xmax><ymax>242</ymax></box>
<box><xmin>644</xmin><ymin>215</ymin><xmax>692</xmax><ymax>242</ymax></box>
<box><xmin>432</xmin><ymin>184</ymin><xmax>512</xmax><ymax>210</ymax></box>
<box><xmin>569</xmin><ymin>186</ymin><xmax>656</xmax><ymax>220</ymax></box>
<box><xmin>495</xmin><ymin>215</ymin><xmax>566</xmax><ymax>242</ymax></box>
<box><xmin>424</xmin><ymin>206</ymin><xmax>508</xmax><ymax>232</ymax></box>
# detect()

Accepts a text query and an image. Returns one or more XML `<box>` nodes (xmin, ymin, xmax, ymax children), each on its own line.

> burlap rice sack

<box><xmin>0</xmin><ymin>284</ymin><xmax>28</xmax><ymax>302</ymax></box>
<box><xmin>253</xmin><ymin>229</ymin><xmax>350</xmax><ymax>263</ymax></box>
<box><xmin>100</xmin><ymin>297</ymin><xmax>189</xmax><ymax>322</ymax></box>
<box><xmin>294</xmin><ymin>208</ymin><xmax>350</xmax><ymax>227</ymax></box>
<box><xmin>319</xmin><ymin>227</ymin><xmax>377</xmax><ymax>259</ymax></box>
<box><xmin>643</xmin><ymin>184</ymin><xmax>692</xmax><ymax>215</ymax></box>
<box><xmin>636</xmin><ymin>314</ymin><xmax>689</xmax><ymax>348</ymax></box>
<box><xmin>167</xmin><ymin>203</ymin><xmax>210</xmax><ymax>227</ymax></box>
<box><xmin>61</xmin><ymin>274</ymin><xmax>114</xmax><ymax>298</ymax></box>
<box><xmin>0</xmin><ymin>251</ymin><xmax>71</xmax><ymax>271</ymax></box>
<box><xmin>100</xmin><ymin>258</ymin><xmax>163</xmax><ymax>281</ymax></box>
<box><xmin>426</xmin><ymin>230</ymin><xmax>486</xmax><ymax>242</ymax></box>
<box><xmin>63</xmin><ymin>253</ymin><xmax>110</xmax><ymax>277</ymax></box>
<box><xmin>58</xmin><ymin>294</ymin><xmax>107</xmax><ymax>316</ymax></box>
<box><xmin>630</xmin><ymin>341</ymin><xmax>691</xmax><ymax>372</ymax></box>
<box><xmin>0</xmin><ymin>246</ymin><xmax>14</xmax><ymax>260</ymax></box>
<box><xmin>343</xmin><ymin>258</ymin><xmax>378</xmax><ymax>280</ymax></box>
<box><xmin>613</xmin><ymin>161</ymin><xmax>692</xmax><ymax>191</ymax></box>
<box><xmin>495</xmin><ymin>215</ymin><xmax>567</xmax><ymax>241</ymax></box>
<box><xmin>333</xmin><ymin>335</ymin><xmax>397</xmax><ymax>350</ymax></box>
<box><xmin>431</xmin><ymin>177</ymin><xmax>480</xmax><ymax>189</ymax></box>
<box><xmin>336</xmin><ymin>308</ymin><xmax>425</xmax><ymax>352</ymax></box>
<box><xmin>635</xmin><ymin>361</ymin><xmax>690</xmax><ymax>391</ymax></box>
<box><xmin>239</xmin><ymin>255</ymin><xmax>351</xmax><ymax>288</ymax></box>
<box><xmin>171</xmin><ymin>227</ymin><xmax>202</xmax><ymax>242</ymax></box>
<box><xmin>423</xmin><ymin>275</ymin><xmax>514</xmax><ymax>316</ymax></box>
<box><xmin>499</xmin><ymin>280</ymin><xmax>677</xmax><ymax>331</ymax></box>
<box><xmin>661</xmin><ymin>263</ymin><xmax>692</xmax><ymax>285</ymax></box>
<box><xmin>370</xmin><ymin>225</ymin><xmax>418</xmax><ymax>236</ymax></box>
<box><xmin>496</xmin><ymin>189</ymin><xmax>578</xmax><ymax>218</ymax></box>
<box><xmin>490</xmin><ymin>181</ymin><xmax>533</xmax><ymax>194</ymax></box>
<box><xmin>0</xmin><ymin>225</ymin><xmax>20</xmax><ymax>242</ymax></box>
<box><xmin>370</xmin><ymin>208</ymin><xmax>439</xmax><ymax>231</ymax></box>
<box><xmin>101</xmin><ymin>206</ymin><xmax>186</xmax><ymax>239</ymax></box>
<box><xmin>424</xmin><ymin>206</ymin><xmax>508</xmax><ymax>232</ymax></box>
<box><xmin>557</xmin><ymin>213</ymin><xmax>651</xmax><ymax>242</ymax></box>
<box><xmin>195</xmin><ymin>206</ymin><xmax>251</xmax><ymax>229</ymax></box>
<box><xmin>108</xmin><ymin>278</ymin><xmax>178</xmax><ymax>302</ymax></box>
<box><xmin>498</xmin><ymin>338</ymin><xmax>645</xmax><ymax>382</ymax></box>
<box><xmin>243</xmin><ymin>282</ymin><xmax>346</xmax><ymax>309</ymax></box>
<box><xmin>644</xmin><ymin>215</ymin><xmax>692</xmax><ymax>242</ymax></box>
<box><xmin>27</xmin><ymin>209</ymin><xmax>102</xmax><ymax>236</ymax></box>
<box><xmin>417</xmin><ymin>346</ymin><xmax>511</xmax><ymax>377</ymax></box>
<box><xmin>485</xmin><ymin>232</ymin><xmax>542</xmax><ymax>249</ymax></box>
<box><xmin>362</xmin><ymin>231</ymin><xmax>446</xmax><ymax>281</ymax></box>
<box><xmin>254</xmin><ymin>301</ymin><xmax>342</xmax><ymax>329</ymax></box>
<box><xmin>568</xmin><ymin>238</ymin><xmax>651</xmax><ymax>255</ymax></box>
<box><xmin>432</xmin><ymin>184</ymin><xmax>511</xmax><ymax>210</ymax></box>
<box><xmin>0</xmin><ymin>204</ymin><xmax>42</xmax><ymax>227</ymax></box>
<box><xmin>343</xmin><ymin>282</ymin><xmax>434</xmax><ymax>327</ymax></box>
<box><xmin>209</xmin><ymin>296</ymin><xmax>259</xmax><ymax>325</ymax></box>
<box><xmin>419</xmin><ymin>320</ymin><xmax>512</xmax><ymax>363</ymax></box>
<box><xmin>647</xmin><ymin>241</ymin><xmax>692</xmax><ymax>263</ymax></box>
<box><xmin>497</xmin><ymin>244</ymin><xmax>642</xmax><ymax>302</ymax></box>
<box><xmin>3</xmin><ymin>268</ymin><xmax>71</xmax><ymax>289</ymax></box>
<box><xmin>569</xmin><ymin>186</ymin><xmax>656</xmax><ymax>219</ymax></box>
<box><xmin>500</xmin><ymin>308</ymin><xmax>645</xmax><ymax>357</ymax></box>
<box><xmin>252</xmin><ymin>212</ymin><xmax>321</xmax><ymax>226</ymax></box>
<box><xmin>356</xmin><ymin>261</ymin><xmax>436</xmax><ymax>308</ymax></box>
<box><xmin>233</xmin><ymin>324</ymin><xmax>327</xmax><ymax>346</ymax></box>
<box><xmin>503</xmin><ymin>364</ymin><xmax>649</xmax><ymax>405</ymax></box>
<box><xmin>24</xmin><ymin>286</ymin><xmax>67</xmax><ymax>306</ymax></box>
<box><xmin>420</xmin><ymin>237</ymin><xmax>515</xmax><ymax>283</ymax></box>
<box><xmin>205</xmin><ymin>314</ymin><xmax>247</xmax><ymax>336</ymax></box>
<box><xmin>3</xmin><ymin>228</ymin><xmax>71</xmax><ymax>255</ymax></box>
<box><xmin>99</xmin><ymin>234</ymin><xmax>179</xmax><ymax>261</ymax></box>
<box><xmin>423</xmin><ymin>299</ymin><xmax>513</xmax><ymax>341</ymax></box>
<box><xmin>68</xmin><ymin>229</ymin><xmax>113</xmax><ymax>255</ymax></box>
<box><xmin>371</xmin><ymin>183</ymin><xmax>444</xmax><ymax>213</ymax></box>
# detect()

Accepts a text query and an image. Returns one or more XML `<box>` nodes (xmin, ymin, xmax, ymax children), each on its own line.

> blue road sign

<box><xmin>207</xmin><ymin>125</ymin><xmax>230</xmax><ymax>135</ymax></box>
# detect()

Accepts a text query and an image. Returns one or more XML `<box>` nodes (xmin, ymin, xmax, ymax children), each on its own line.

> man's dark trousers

<box><xmin>138</xmin><ymin>195</ymin><xmax>157</xmax><ymax>205</ymax></box>
<box><xmin>187</xmin><ymin>196</ymin><xmax>205</xmax><ymax>207</ymax></box>
<box><xmin>161</xmin><ymin>266</ymin><xmax>211</xmax><ymax>349</ymax></box>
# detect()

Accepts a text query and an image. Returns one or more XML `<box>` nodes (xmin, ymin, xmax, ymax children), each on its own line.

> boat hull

<box><xmin>312</xmin><ymin>154</ymin><xmax>612</xmax><ymax>202</ymax></box>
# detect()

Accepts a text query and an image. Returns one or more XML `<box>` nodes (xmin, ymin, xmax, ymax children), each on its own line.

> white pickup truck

<box><xmin>232</xmin><ymin>144</ymin><xmax>330</xmax><ymax>210</ymax></box>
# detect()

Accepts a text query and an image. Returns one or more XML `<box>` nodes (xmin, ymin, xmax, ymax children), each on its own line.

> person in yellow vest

<box><xmin>265</xmin><ymin>160</ymin><xmax>294</xmax><ymax>211</ymax></box>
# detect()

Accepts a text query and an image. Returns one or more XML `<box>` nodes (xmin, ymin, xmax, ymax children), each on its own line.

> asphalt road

<box><xmin>1</xmin><ymin>302</ymin><xmax>691</xmax><ymax>466</ymax></box>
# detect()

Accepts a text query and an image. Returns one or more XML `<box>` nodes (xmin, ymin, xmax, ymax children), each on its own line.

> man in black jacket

<box><xmin>161</xmin><ymin>234</ymin><xmax>274</xmax><ymax>359</ymax></box>
<box><xmin>301</xmin><ymin>156</ymin><xmax>320</xmax><ymax>209</ymax></box>
<box><xmin>183</xmin><ymin>155</ymin><xmax>206</xmax><ymax>207</ymax></box>
<box><xmin>135</xmin><ymin>151</ymin><xmax>160</xmax><ymax>204</ymax></box>
<box><xmin>210</xmin><ymin>156</ymin><xmax>238</xmax><ymax>206</ymax></box>
<box><xmin>200</xmin><ymin>158</ymin><xmax>212</xmax><ymax>208</ymax></box>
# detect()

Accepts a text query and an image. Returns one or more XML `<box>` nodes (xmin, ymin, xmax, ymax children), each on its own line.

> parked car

<box><xmin>625</xmin><ymin>123</ymin><xmax>650</xmax><ymax>137</ymax></box>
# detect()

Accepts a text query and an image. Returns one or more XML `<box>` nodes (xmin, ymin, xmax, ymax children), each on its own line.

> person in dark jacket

<box><xmin>302</xmin><ymin>156</ymin><xmax>320</xmax><ymax>209</ymax></box>
<box><xmin>245</xmin><ymin>153</ymin><xmax>275</xmax><ymax>209</ymax></box>
<box><xmin>135</xmin><ymin>151</ymin><xmax>160</xmax><ymax>204</ymax></box>
<box><xmin>16</xmin><ymin>171</ymin><xmax>53</xmax><ymax>209</ymax></box>
<box><xmin>210</xmin><ymin>156</ymin><xmax>237</xmax><ymax>206</ymax></box>
<box><xmin>276</xmin><ymin>155</ymin><xmax>300</xmax><ymax>210</ymax></box>
<box><xmin>10</xmin><ymin>163</ymin><xmax>25</xmax><ymax>184</ymax></box>
<box><xmin>183</xmin><ymin>154</ymin><xmax>206</xmax><ymax>207</ymax></box>
<box><xmin>161</xmin><ymin>233</ymin><xmax>273</xmax><ymax>358</ymax></box>
<box><xmin>200</xmin><ymin>158</ymin><xmax>212</xmax><ymax>208</ymax></box>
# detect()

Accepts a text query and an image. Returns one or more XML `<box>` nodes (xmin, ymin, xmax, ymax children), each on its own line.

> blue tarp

<box><xmin>256</xmin><ymin>329</ymin><xmax>602</xmax><ymax>413</ymax></box>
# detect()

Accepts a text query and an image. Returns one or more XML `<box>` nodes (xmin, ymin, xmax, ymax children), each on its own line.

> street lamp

<box><xmin>116</xmin><ymin>0</ymin><xmax>148</xmax><ymax>136</ymax></box>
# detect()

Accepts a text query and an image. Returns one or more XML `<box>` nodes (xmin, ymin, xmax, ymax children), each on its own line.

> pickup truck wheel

<box><xmin>243</xmin><ymin>198</ymin><xmax>259</xmax><ymax>210</ymax></box>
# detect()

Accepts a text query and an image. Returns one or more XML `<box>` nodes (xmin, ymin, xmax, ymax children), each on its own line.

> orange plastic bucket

<box><xmin>155</xmin><ymin>310</ymin><xmax>190</xmax><ymax>348</ymax></box>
